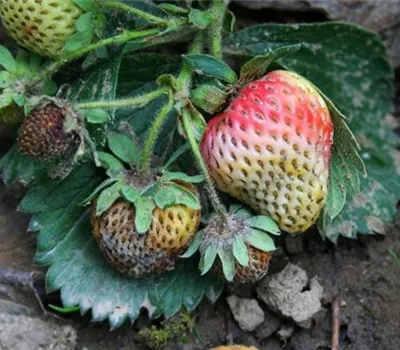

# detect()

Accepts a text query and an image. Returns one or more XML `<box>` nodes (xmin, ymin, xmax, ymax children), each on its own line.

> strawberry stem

<box><xmin>209</xmin><ymin>0</ymin><xmax>229</xmax><ymax>59</ymax></box>
<box><xmin>73</xmin><ymin>88</ymin><xmax>168</xmax><ymax>110</ymax></box>
<box><xmin>101</xmin><ymin>1</ymin><xmax>171</xmax><ymax>26</ymax></box>
<box><xmin>28</xmin><ymin>25</ymin><xmax>190</xmax><ymax>88</ymax></box>
<box><xmin>181</xmin><ymin>107</ymin><xmax>227</xmax><ymax>220</ymax></box>
<box><xmin>139</xmin><ymin>90</ymin><xmax>174</xmax><ymax>175</ymax></box>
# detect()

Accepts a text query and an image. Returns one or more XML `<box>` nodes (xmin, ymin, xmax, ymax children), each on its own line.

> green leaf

<box><xmin>21</xmin><ymin>163</ymin><xmax>102</xmax><ymax>253</ymax></box>
<box><xmin>154</xmin><ymin>182</ymin><xmax>200</xmax><ymax>210</ymax></box>
<box><xmin>232</xmin><ymin>236</ymin><xmax>249</xmax><ymax>267</ymax></box>
<box><xmin>0</xmin><ymin>146</ymin><xmax>44</xmax><ymax>186</ymax></box>
<box><xmin>73</xmin><ymin>0</ymin><xmax>96</xmax><ymax>11</ymax></box>
<box><xmin>96</xmin><ymin>181</ymin><xmax>122</xmax><ymax>215</ymax></box>
<box><xmin>97</xmin><ymin>152</ymin><xmax>126</xmax><ymax>173</ymax></box>
<box><xmin>0</xmin><ymin>91</ymin><xmax>13</xmax><ymax>109</ymax></box>
<box><xmin>218</xmin><ymin>248</ymin><xmax>235</xmax><ymax>282</ymax></box>
<box><xmin>107</xmin><ymin>131</ymin><xmax>140</xmax><ymax>166</ymax></box>
<box><xmin>239</xmin><ymin>44</ymin><xmax>301</xmax><ymax>83</ymax></box>
<box><xmin>12</xmin><ymin>94</ymin><xmax>26</xmax><ymax>107</ymax></box>
<box><xmin>62</xmin><ymin>12</ymin><xmax>93</xmax><ymax>53</ymax></box>
<box><xmin>134</xmin><ymin>196</ymin><xmax>156</xmax><ymax>233</ymax></box>
<box><xmin>0</xmin><ymin>71</ymin><xmax>12</xmax><ymax>88</ymax></box>
<box><xmin>121</xmin><ymin>186</ymin><xmax>141</xmax><ymax>204</ymax></box>
<box><xmin>191</xmin><ymin>83</ymin><xmax>230</xmax><ymax>114</ymax></box>
<box><xmin>183</xmin><ymin>54</ymin><xmax>238</xmax><ymax>84</ymax></box>
<box><xmin>162</xmin><ymin>144</ymin><xmax>189</xmax><ymax>170</ymax></box>
<box><xmin>246</xmin><ymin>216</ymin><xmax>280</xmax><ymax>235</ymax></box>
<box><xmin>201</xmin><ymin>245</ymin><xmax>219</xmax><ymax>275</ymax></box>
<box><xmin>162</xmin><ymin>171</ymin><xmax>204</xmax><ymax>183</ymax></box>
<box><xmin>0</xmin><ymin>45</ymin><xmax>17</xmax><ymax>73</ymax></box>
<box><xmin>225</xmin><ymin>22</ymin><xmax>398</xmax><ymax>241</ymax></box>
<box><xmin>22</xmin><ymin>162</ymin><xmax>223</xmax><ymax>328</ymax></box>
<box><xmin>246</xmin><ymin>229</ymin><xmax>276</xmax><ymax>252</ymax></box>
<box><xmin>49</xmin><ymin>305</ymin><xmax>80</xmax><ymax>314</ymax></box>
<box><xmin>115</xmin><ymin>54</ymin><xmax>181</xmax><ymax>158</ymax></box>
<box><xmin>180</xmin><ymin>230</ymin><xmax>204</xmax><ymax>258</ymax></box>
<box><xmin>81</xmin><ymin>177</ymin><xmax>118</xmax><ymax>206</ymax></box>
<box><xmin>188</xmin><ymin>8</ymin><xmax>213</xmax><ymax>29</ymax></box>
<box><xmin>83</xmin><ymin>108</ymin><xmax>110</xmax><ymax>124</ymax></box>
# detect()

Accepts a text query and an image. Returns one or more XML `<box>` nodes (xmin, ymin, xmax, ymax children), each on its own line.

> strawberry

<box><xmin>234</xmin><ymin>245</ymin><xmax>271</xmax><ymax>283</ymax></box>
<box><xmin>201</xmin><ymin>70</ymin><xmax>333</xmax><ymax>234</ymax></box>
<box><xmin>18</xmin><ymin>103</ymin><xmax>79</xmax><ymax>160</ymax></box>
<box><xmin>0</xmin><ymin>0</ymin><xmax>82</xmax><ymax>57</ymax></box>
<box><xmin>91</xmin><ymin>183</ymin><xmax>201</xmax><ymax>277</ymax></box>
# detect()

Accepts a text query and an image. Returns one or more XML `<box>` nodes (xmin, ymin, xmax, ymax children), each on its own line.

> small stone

<box><xmin>257</xmin><ymin>263</ymin><xmax>324</xmax><ymax>328</ymax></box>
<box><xmin>277</xmin><ymin>324</ymin><xmax>295</xmax><ymax>340</ymax></box>
<box><xmin>227</xmin><ymin>295</ymin><xmax>265</xmax><ymax>332</ymax></box>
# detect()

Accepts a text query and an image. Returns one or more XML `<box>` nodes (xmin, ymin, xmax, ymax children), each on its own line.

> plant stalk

<box><xmin>209</xmin><ymin>0</ymin><xmax>229</xmax><ymax>59</ymax></box>
<box><xmin>102</xmin><ymin>1</ymin><xmax>169</xmax><ymax>25</ymax></box>
<box><xmin>181</xmin><ymin>108</ymin><xmax>227</xmax><ymax>218</ymax></box>
<box><xmin>74</xmin><ymin>88</ymin><xmax>168</xmax><ymax>110</ymax></box>
<box><xmin>28</xmin><ymin>27</ymin><xmax>167</xmax><ymax>88</ymax></box>
<box><xmin>139</xmin><ymin>91</ymin><xmax>174</xmax><ymax>175</ymax></box>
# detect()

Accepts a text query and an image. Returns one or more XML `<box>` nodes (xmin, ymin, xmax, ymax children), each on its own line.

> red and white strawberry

<box><xmin>201</xmin><ymin>70</ymin><xmax>333</xmax><ymax>234</ymax></box>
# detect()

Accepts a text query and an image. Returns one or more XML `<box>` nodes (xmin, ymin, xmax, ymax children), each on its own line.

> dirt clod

<box><xmin>227</xmin><ymin>295</ymin><xmax>264</xmax><ymax>332</ymax></box>
<box><xmin>257</xmin><ymin>263</ymin><xmax>324</xmax><ymax>328</ymax></box>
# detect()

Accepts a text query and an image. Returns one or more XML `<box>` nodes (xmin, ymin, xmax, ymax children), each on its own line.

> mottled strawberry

<box><xmin>91</xmin><ymin>184</ymin><xmax>201</xmax><ymax>277</ymax></box>
<box><xmin>235</xmin><ymin>245</ymin><xmax>271</xmax><ymax>283</ymax></box>
<box><xmin>201</xmin><ymin>70</ymin><xmax>333</xmax><ymax>233</ymax></box>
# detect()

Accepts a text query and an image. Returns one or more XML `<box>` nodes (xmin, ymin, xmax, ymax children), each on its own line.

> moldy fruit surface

<box><xmin>91</xmin><ymin>185</ymin><xmax>201</xmax><ymax>277</ymax></box>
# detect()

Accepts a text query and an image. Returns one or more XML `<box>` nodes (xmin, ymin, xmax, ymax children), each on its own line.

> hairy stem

<box><xmin>181</xmin><ymin>108</ymin><xmax>227</xmax><ymax>218</ymax></box>
<box><xmin>102</xmin><ymin>1</ymin><xmax>169</xmax><ymax>25</ymax></box>
<box><xmin>177</xmin><ymin>32</ymin><xmax>205</xmax><ymax>95</ymax></box>
<box><xmin>140</xmin><ymin>91</ymin><xmax>174</xmax><ymax>174</ymax></box>
<box><xmin>28</xmin><ymin>27</ymin><xmax>167</xmax><ymax>88</ymax></box>
<box><xmin>209</xmin><ymin>0</ymin><xmax>229</xmax><ymax>59</ymax></box>
<box><xmin>74</xmin><ymin>88</ymin><xmax>168</xmax><ymax>110</ymax></box>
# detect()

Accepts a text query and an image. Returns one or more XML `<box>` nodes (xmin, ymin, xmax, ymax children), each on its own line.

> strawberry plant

<box><xmin>0</xmin><ymin>0</ymin><xmax>397</xmax><ymax>329</ymax></box>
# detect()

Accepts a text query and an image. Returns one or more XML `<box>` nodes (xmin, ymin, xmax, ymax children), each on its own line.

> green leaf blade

<box><xmin>107</xmin><ymin>131</ymin><xmax>140</xmax><ymax>166</ymax></box>
<box><xmin>183</xmin><ymin>54</ymin><xmax>238</xmax><ymax>84</ymax></box>
<box><xmin>246</xmin><ymin>216</ymin><xmax>280</xmax><ymax>235</ymax></box>
<box><xmin>245</xmin><ymin>230</ymin><xmax>276</xmax><ymax>252</ymax></box>
<box><xmin>134</xmin><ymin>196</ymin><xmax>156</xmax><ymax>233</ymax></box>
<box><xmin>232</xmin><ymin>236</ymin><xmax>249</xmax><ymax>267</ymax></box>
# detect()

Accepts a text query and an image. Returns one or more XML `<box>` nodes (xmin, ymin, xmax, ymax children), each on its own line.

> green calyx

<box><xmin>84</xmin><ymin>130</ymin><xmax>204</xmax><ymax>234</ymax></box>
<box><xmin>0</xmin><ymin>46</ymin><xmax>56</xmax><ymax>118</ymax></box>
<box><xmin>181</xmin><ymin>204</ymin><xmax>280</xmax><ymax>282</ymax></box>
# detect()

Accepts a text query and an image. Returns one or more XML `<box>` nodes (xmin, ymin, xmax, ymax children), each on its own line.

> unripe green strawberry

<box><xmin>201</xmin><ymin>70</ymin><xmax>333</xmax><ymax>234</ymax></box>
<box><xmin>19</xmin><ymin>103</ymin><xmax>79</xmax><ymax>160</ymax></box>
<box><xmin>91</xmin><ymin>183</ymin><xmax>201</xmax><ymax>277</ymax></box>
<box><xmin>0</xmin><ymin>0</ymin><xmax>82</xmax><ymax>57</ymax></box>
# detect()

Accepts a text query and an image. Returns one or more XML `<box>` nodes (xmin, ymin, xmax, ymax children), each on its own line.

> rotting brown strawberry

<box><xmin>0</xmin><ymin>0</ymin><xmax>83</xmax><ymax>57</ymax></box>
<box><xmin>201</xmin><ymin>70</ymin><xmax>334</xmax><ymax>234</ymax></box>
<box><xmin>91</xmin><ymin>183</ymin><xmax>201</xmax><ymax>277</ymax></box>
<box><xmin>234</xmin><ymin>245</ymin><xmax>272</xmax><ymax>283</ymax></box>
<box><xmin>18</xmin><ymin>103</ymin><xmax>79</xmax><ymax>160</ymax></box>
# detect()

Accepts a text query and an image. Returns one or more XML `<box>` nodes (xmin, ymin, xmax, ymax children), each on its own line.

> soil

<box><xmin>1</xmin><ymin>4</ymin><xmax>400</xmax><ymax>350</ymax></box>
